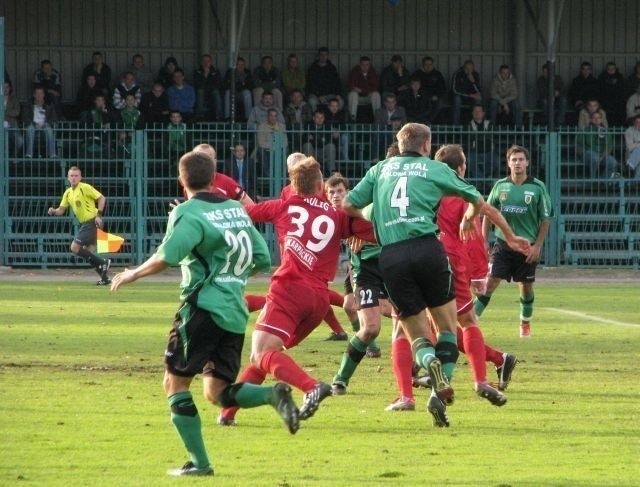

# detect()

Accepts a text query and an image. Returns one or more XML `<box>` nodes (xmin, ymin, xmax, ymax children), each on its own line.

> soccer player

<box><xmin>473</xmin><ymin>145</ymin><xmax>554</xmax><ymax>338</ymax></box>
<box><xmin>194</xmin><ymin>143</ymin><xmax>254</xmax><ymax>205</ymax></box>
<box><xmin>219</xmin><ymin>157</ymin><xmax>375</xmax><ymax>425</ymax></box>
<box><xmin>111</xmin><ymin>150</ymin><xmax>299</xmax><ymax>477</ymax></box>
<box><xmin>47</xmin><ymin>166</ymin><xmax>112</xmax><ymax>285</ymax></box>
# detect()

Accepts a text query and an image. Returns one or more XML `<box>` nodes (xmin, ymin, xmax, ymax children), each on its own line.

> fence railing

<box><xmin>1</xmin><ymin>123</ymin><xmax>639</xmax><ymax>269</ymax></box>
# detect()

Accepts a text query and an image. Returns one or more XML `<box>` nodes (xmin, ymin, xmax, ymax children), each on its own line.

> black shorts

<box><xmin>489</xmin><ymin>239</ymin><xmax>537</xmax><ymax>283</ymax></box>
<box><xmin>74</xmin><ymin>221</ymin><xmax>97</xmax><ymax>246</ymax></box>
<box><xmin>379</xmin><ymin>235</ymin><xmax>455</xmax><ymax>317</ymax></box>
<box><xmin>353</xmin><ymin>257</ymin><xmax>388</xmax><ymax>309</ymax></box>
<box><xmin>164</xmin><ymin>304</ymin><xmax>244</xmax><ymax>383</ymax></box>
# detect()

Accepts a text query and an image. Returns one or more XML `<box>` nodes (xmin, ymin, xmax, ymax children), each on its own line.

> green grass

<box><xmin>1</xmin><ymin>279</ymin><xmax>640</xmax><ymax>486</ymax></box>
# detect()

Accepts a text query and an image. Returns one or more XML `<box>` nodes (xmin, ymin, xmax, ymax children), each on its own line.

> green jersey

<box><xmin>486</xmin><ymin>175</ymin><xmax>554</xmax><ymax>243</ymax></box>
<box><xmin>155</xmin><ymin>193</ymin><xmax>271</xmax><ymax>334</ymax></box>
<box><xmin>350</xmin><ymin>204</ymin><xmax>381</xmax><ymax>272</ymax></box>
<box><xmin>347</xmin><ymin>154</ymin><xmax>482</xmax><ymax>246</ymax></box>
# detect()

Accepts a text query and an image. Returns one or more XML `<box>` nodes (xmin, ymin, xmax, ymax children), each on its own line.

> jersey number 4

<box><xmin>390</xmin><ymin>177</ymin><xmax>409</xmax><ymax>216</ymax></box>
<box><xmin>288</xmin><ymin>205</ymin><xmax>336</xmax><ymax>252</ymax></box>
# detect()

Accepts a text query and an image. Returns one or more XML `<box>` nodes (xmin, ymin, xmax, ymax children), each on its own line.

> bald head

<box><xmin>286</xmin><ymin>152</ymin><xmax>306</xmax><ymax>173</ymax></box>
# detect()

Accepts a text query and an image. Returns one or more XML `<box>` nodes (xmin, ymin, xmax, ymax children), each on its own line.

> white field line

<box><xmin>541</xmin><ymin>307</ymin><xmax>640</xmax><ymax>328</ymax></box>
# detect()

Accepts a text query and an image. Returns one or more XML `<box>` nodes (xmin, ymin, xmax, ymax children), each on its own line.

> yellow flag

<box><xmin>97</xmin><ymin>228</ymin><xmax>125</xmax><ymax>253</ymax></box>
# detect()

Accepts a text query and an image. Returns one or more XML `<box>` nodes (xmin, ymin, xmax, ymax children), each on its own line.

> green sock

<box><xmin>520</xmin><ymin>293</ymin><xmax>534</xmax><ymax>323</ymax></box>
<box><xmin>221</xmin><ymin>382</ymin><xmax>273</xmax><ymax>409</ymax></box>
<box><xmin>412</xmin><ymin>337</ymin><xmax>436</xmax><ymax>369</ymax></box>
<box><xmin>367</xmin><ymin>339</ymin><xmax>380</xmax><ymax>351</ymax></box>
<box><xmin>436</xmin><ymin>331</ymin><xmax>459</xmax><ymax>381</ymax></box>
<box><xmin>333</xmin><ymin>335</ymin><xmax>367</xmax><ymax>384</ymax></box>
<box><xmin>168</xmin><ymin>391</ymin><xmax>210</xmax><ymax>469</ymax></box>
<box><xmin>350</xmin><ymin>319</ymin><xmax>360</xmax><ymax>332</ymax></box>
<box><xmin>474</xmin><ymin>294</ymin><xmax>492</xmax><ymax>316</ymax></box>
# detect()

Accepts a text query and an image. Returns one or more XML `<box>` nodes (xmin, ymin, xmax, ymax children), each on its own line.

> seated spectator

<box><xmin>130</xmin><ymin>53</ymin><xmax>153</xmax><ymax>93</ymax></box>
<box><xmin>302</xmin><ymin>110</ymin><xmax>337</xmax><ymax>174</ymax></box>
<box><xmin>577</xmin><ymin>111</ymin><xmax>619</xmax><ymax>178</ymax></box>
<box><xmin>33</xmin><ymin>59</ymin><xmax>62</xmax><ymax>116</ymax></box>
<box><xmin>628</xmin><ymin>62</ymin><xmax>640</xmax><ymax>97</ymax></box>
<box><xmin>3</xmin><ymin>81</ymin><xmax>23</xmax><ymax>156</ymax></box>
<box><xmin>284</xmin><ymin>89</ymin><xmax>312</xmax><ymax>128</ymax></box>
<box><xmin>112</xmin><ymin>72</ymin><xmax>142</xmax><ymax>111</ymax></box>
<box><xmin>166</xmin><ymin>111</ymin><xmax>188</xmax><ymax>166</ymax></box>
<box><xmin>323</xmin><ymin>97</ymin><xmax>351</xmax><ymax>161</ymax></box>
<box><xmin>282</xmin><ymin>53</ymin><xmax>306</xmax><ymax>98</ymax></box>
<box><xmin>379</xmin><ymin>54</ymin><xmax>411</xmax><ymax>97</ymax></box>
<box><xmin>398</xmin><ymin>76</ymin><xmax>430</xmax><ymax>124</ymax></box>
<box><xmin>167</xmin><ymin>69</ymin><xmax>196</xmax><ymax>122</ymax></box>
<box><xmin>536</xmin><ymin>62</ymin><xmax>567</xmax><ymax>126</ymax></box>
<box><xmin>223</xmin><ymin>57</ymin><xmax>254</xmax><ymax>121</ymax></box>
<box><xmin>140</xmin><ymin>82</ymin><xmax>171</xmax><ymax>125</ymax></box>
<box><xmin>82</xmin><ymin>51</ymin><xmax>112</xmax><ymax>96</ymax></box>
<box><xmin>76</xmin><ymin>73</ymin><xmax>106</xmax><ymax>114</ymax></box>
<box><xmin>193</xmin><ymin>53</ymin><xmax>223</xmax><ymax>121</ymax></box>
<box><xmin>598</xmin><ymin>62</ymin><xmax>627</xmax><ymax>126</ymax></box>
<box><xmin>626</xmin><ymin>86</ymin><xmax>640</xmax><ymax>123</ymax></box>
<box><xmin>117</xmin><ymin>93</ymin><xmax>142</xmax><ymax>153</ymax></box>
<box><xmin>412</xmin><ymin>56</ymin><xmax>447</xmax><ymax>123</ymax></box>
<box><xmin>374</xmin><ymin>93</ymin><xmax>407</xmax><ymax>126</ymax></box>
<box><xmin>578</xmin><ymin>98</ymin><xmax>608</xmax><ymax>128</ymax></box>
<box><xmin>467</xmin><ymin>104</ymin><xmax>500</xmax><ymax>178</ymax></box>
<box><xmin>157</xmin><ymin>56</ymin><xmax>179</xmax><ymax>89</ymax></box>
<box><xmin>488</xmin><ymin>64</ymin><xmax>523</xmax><ymax>127</ymax></box>
<box><xmin>306</xmin><ymin>47</ymin><xmax>344</xmax><ymax>112</ymax></box>
<box><xmin>569</xmin><ymin>61</ymin><xmax>600</xmax><ymax>112</ymax></box>
<box><xmin>451</xmin><ymin>59</ymin><xmax>482</xmax><ymax>125</ymax></box>
<box><xmin>374</xmin><ymin>115</ymin><xmax>403</xmax><ymax>161</ymax></box>
<box><xmin>228</xmin><ymin>143</ymin><xmax>254</xmax><ymax>196</ymax></box>
<box><xmin>255</xmin><ymin>108</ymin><xmax>288</xmax><ymax>177</ymax></box>
<box><xmin>21</xmin><ymin>86</ymin><xmax>58</xmax><ymax>158</ymax></box>
<box><xmin>347</xmin><ymin>56</ymin><xmax>381</xmax><ymax>121</ymax></box>
<box><xmin>625</xmin><ymin>115</ymin><xmax>640</xmax><ymax>178</ymax></box>
<box><xmin>247</xmin><ymin>91</ymin><xmax>285</xmax><ymax>130</ymax></box>
<box><xmin>79</xmin><ymin>94</ymin><xmax>117</xmax><ymax>153</ymax></box>
<box><xmin>253</xmin><ymin>55</ymin><xmax>284</xmax><ymax>111</ymax></box>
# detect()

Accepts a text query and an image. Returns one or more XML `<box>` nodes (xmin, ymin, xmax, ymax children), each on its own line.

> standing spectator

<box><xmin>598</xmin><ymin>62</ymin><xmax>627</xmax><ymax>126</ymax></box>
<box><xmin>451</xmin><ymin>59</ymin><xmax>482</xmax><ymax>125</ymax></box>
<box><xmin>80</xmin><ymin>93</ymin><xmax>117</xmax><ymax>153</ymax></box>
<box><xmin>140</xmin><ymin>82</ymin><xmax>171</xmax><ymax>125</ymax></box>
<box><xmin>118</xmin><ymin>94</ymin><xmax>142</xmax><ymax>152</ymax></box>
<box><xmin>577</xmin><ymin>111</ymin><xmax>619</xmax><ymax>179</ymax></box>
<box><xmin>253</xmin><ymin>55</ymin><xmax>284</xmax><ymax>112</ymax></box>
<box><xmin>474</xmin><ymin>145</ymin><xmax>553</xmax><ymax>339</ymax></box>
<box><xmin>302</xmin><ymin>110</ymin><xmax>337</xmax><ymax>173</ymax></box>
<box><xmin>398</xmin><ymin>76</ymin><xmax>430</xmax><ymax>124</ymax></box>
<box><xmin>167</xmin><ymin>69</ymin><xmax>196</xmax><ymax>122</ymax></box>
<box><xmin>379</xmin><ymin>54</ymin><xmax>411</xmax><ymax>97</ymax></box>
<box><xmin>373</xmin><ymin>93</ymin><xmax>406</xmax><ymax>159</ymax></box>
<box><xmin>306</xmin><ymin>47</ymin><xmax>344</xmax><ymax>112</ymax></box>
<box><xmin>193</xmin><ymin>53</ymin><xmax>223</xmax><ymax>121</ymax></box>
<box><xmin>21</xmin><ymin>86</ymin><xmax>58</xmax><ymax>158</ymax></box>
<box><xmin>569</xmin><ymin>61</ymin><xmax>600</xmax><ymax>111</ymax></box>
<box><xmin>536</xmin><ymin>62</ymin><xmax>567</xmax><ymax>126</ymax></box>
<box><xmin>282</xmin><ymin>53</ymin><xmax>306</xmax><ymax>98</ymax></box>
<box><xmin>413</xmin><ymin>56</ymin><xmax>447</xmax><ymax>123</ymax></box>
<box><xmin>3</xmin><ymin>81</ymin><xmax>23</xmax><ymax>155</ymax></box>
<box><xmin>76</xmin><ymin>73</ymin><xmax>105</xmax><ymax>114</ymax></box>
<box><xmin>488</xmin><ymin>65</ymin><xmax>523</xmax><ymax>127</ymax></box>
<box><xmin>625</xmin><ymin>85</ymin><xmax>640</xmax><ymax>122</ymax></box>
<box><xmin>324</xmin><ymin>97</ymin><xmax>351</xmax><ymax>161</ymax></box>
<box><xmin>625</xmin><ymin>115</ymin><xmax>640</xmax><ymax>178</ymax></box>
<box><xmin>283</xmin><ymin>89</ymin><xmax>312</xmax><ymax>128</ymax></box>
<box><xmin>228</xmin><ymin>143</ymin><xmax>254</xmax><ymax>196</ymax></box>
<box><xmin>347</xmin><ymin>56</ymin><xmax>381</xmax><ymax>122</ymax></box>
<box><xmin>256</xmin><ymin>108</ymin><xmax>288</xmax><ymax>177</ymax></box>
<box><xmin>577</xmin><ymin>98</ymin><xmax>609</xmax><ymax>128</ymax></box>
<box><xmin>467</xmin><ymin>104</ymin><xmax>500</xmax><ymax>179</ymax></box>
<box><xmin>112</xmin><ymin>72</ymin><xmax>142</xmax><ymax>111</ymax></box>
<box><xmin>627</xmin><ymin>62</ymin><xmax>640</xmax><ymax>97</ymax></box>
<box><xmin>166</xmin><ymin>111</ymin><xmax>188</xmax><ymax>166</ymax></box>
<box><xmin>33</xmin><ymin>59</ymin><xmax>62</xmax><ymax>116</ymax></box>
<box><xmin>47</xmin><ymin>166</ymin><xmax>112</xmax><ymax>285</ymax></box>
<box><xmin>130</xmin><ymin>53</ymin><xmax>153</xmax><ymax>93</ymax></box>
<box><xmin>157</xmin><ymin>57</ymin><xmax>180</xmax><ymax>89</ymax></box>
<box><xmin>82</xmin><ymin>51</ymin><xmax>112</xmax><ymax>95</ymax></box>
<box><xmin>247</xmin><ymin>91</ymin><xmax>285</xmax><ymax>130</ymax></box>
<box><xmin>223</xmin><ymin>57</ymin><xmax>254</xmax><ymax>121</ymax></box>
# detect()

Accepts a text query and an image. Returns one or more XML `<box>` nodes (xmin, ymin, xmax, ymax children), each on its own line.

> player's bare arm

<box><xmin>110</xmin><ymin>255</ymin><xmax>169</xmax><ymax>291</ymax></box>
<box><xmin>526</xmin><ymin>219</ymin><xmax>550</xmax><ymax>264</ymax></box>
<box><xmin>480</xmin><ymin>202</ymin><xmax>531</xmax><ymax>255</ymax></box>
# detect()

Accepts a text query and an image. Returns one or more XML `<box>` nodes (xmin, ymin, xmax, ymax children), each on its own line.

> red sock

<box><xmin>327</xmin><ymin>289</ymin><xmax>344</xmax><ymax>307</ymax></box>
<box><xmin>245</xmin><ymin>294</ymin><xmax>266</xmax><ymax>313</ymax></box>
<box><xmin>462</xmin><ymin>325</ymin><xmax>487</xmax><ymax>383</ymax></box>
<box><xmin>324</xmin><ymin>306</ymin><xmax>346</xmax><ymax>334</ymax></box>
<box><xmin>259</xmin><ymin>350</ymin><xmax>317</xmax><ymax>393</ymax></box>
<box><xmin>219</xmin><ymin>364</ymin><xmax>267</xmax><ymax>420</ymax></box>
<box><xmin>392</xmin><ymin>337</ymin><xmax>414</xmax><ymax>399</ymax></box>
<box><xmin>484</xmin><ymin>342</ymin><xmax>504</xmax><ymax>367</ymax></box>
<box><xmin>456</xmin><ymin>327</ymin><xmax>466</xmax><ymax>354</ymax></box>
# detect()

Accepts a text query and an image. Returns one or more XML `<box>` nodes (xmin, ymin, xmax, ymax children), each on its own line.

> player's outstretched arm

<box><xmin>110</xmin><ymin>255</ymin><xmax>169</xmax><ymax>291</ymax></box>
<box><xmin>481</xmin><ymin>202</ymin><xmax>531</xmax><ymax>255</ymax></box>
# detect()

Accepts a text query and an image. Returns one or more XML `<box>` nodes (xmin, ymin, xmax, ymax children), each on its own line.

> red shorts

<box><xmin>447</xmin><ymin>250</ymin><xmax>474</xmax><ymax>316</ymax></box>
<box><xmin>255</xmin><ymin>280</ymin><xmax>330</xmax><ymax>348</ymax></box>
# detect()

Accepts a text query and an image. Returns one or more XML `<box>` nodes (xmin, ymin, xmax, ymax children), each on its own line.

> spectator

<box><xmin>627</xmin><ymin>62</ymin><xmax>640</xmax><ymax>97</ymax></box>
<box><xmin>21</xmin><ymin>86</ymin><xmax>58</xmax><ymax>158</ymax></box>
<box><xmin>306</xmin><ymin>47</ymin><xmax>344</xmax><ymax>112</ymax></box>
<box><xmin>157</xmin><ymin>56</ymin><xmax>180</xmax><ymax>89</ymax></box>
<box><xmin>228</xmin><ymin>143</ymin><xmax>254</xmax><ymax>196</ymax></box>
<box><xmin>130</xmin><ymin>53</ymin><xmax>153</xmax><ymax>93</ymax></box>
<box><xmin>379</xmin><ymin>54</ymin><xmax>411</xmax><ymax>97</ymax></box>
<box><xmin>283</xmin><ymin>89</ymin><xmax>312</xmax><ymax>128</ymax></box>
<box><xmin>256</xmin><ymin>108</ymin><xmax>288</xmax><ymax>177</ymax></box>
<box><xmin>488</xmin><ymin>65</ymin><xmax>523</xmax><ymax>127</ymax></box>
<box><xmin>82</xmin><ymin>51</ymin><xmax>112</xmax><ymax>95</ymax></box>
<box><xmin>578</xmin><ymin>98</ymin><xmax>608</xmax><ymax>128</ymax></box>
<box><xmin>467</xmin><ymin>104</ymin><xmax>500</xmax><ymax>178</ymax></box>
<box><xmin>118</xmin><ymin>93</ymin><xmax>142</xmax><ymax>152</ymax></box>
<box><xmin>247</xmin><ymin>91</ymin><xmax>285</xmax><ymax>130</ymax></box>
<box><xmin>374</xmin><ymin>93</ymin><xmax>407</xmax><ymax>126</ymax></box>
<box><xmin>76</xmin><ymin>73</ymin><xmax>105</xmax><ymax>114</ymax></box>
<box><xmin>140</xmin><ymin>82</ymin><xmax>171</xmax><ymax>125</ymax></box>
<box><xmin>598</xmin><ymin>62</ymin><xmax>627</xmax><ymax>126</ymax></box>
<box><xmin>577</xmin><ymin>111</ymin><xmax>619</xmax><ymax>178</ymax></box>
<box><xmin>167</xmin><ymin>68</ymin><xmax>196</xmax><ymax>122</ymax></box>
<box><xmin>33</xmin><ymin>59</ymin><xmax>62</xmax><ymax>116</ymax></box>
<box><xmin>253</xmin><ymin>55</ymin><xmax>284</xmax><ymax>112</ymax></box>
<box><xmin>412</xmin><ymin>56</ymin><xmax>447</xmax><ymax>123</ymax></box>
<box><xmin>451</xmin><ymin>59</ymin><xmax>482</xmax><ymax>125</ymax></box>
<box><xmin>625</xmin><ymin>115</ymin><xmax>640</xmax><ymax>178</ymax></box>
<box><xmin>569</xmin><ymin>61</ymin><xmax>600</xmax><ymax>111</ymax></box>
<box><xmin>79</xmin><ymin>94</ymin><xmax>117</xmax><ymax>154</ymax></box>
<box><xmin>112</xmin><ymin>72</ymin><xmax>142</xmax><ymax>111</ymax></box>
<box><xmin>223</xmin><ymin>57</ymin><xmax>254</xmax><ymax>121</ymax></box>
<box><xmin>193</xmin><ymin>53</ymin><xmax>223</xmax><ymax>121</ymax></box>
<box><xmin>536</xmin><ymin>62</ymin><xmax>567</xmax><ymax>126</ymax></box>
<box><xmin>302</xmin><ymin>110</ymin><xmax>337</xmax><ymax>174</ymax></box>
<box><xmin>323</xmin><ymin>97</ymin><xmax>351</xmax><ymax>161</ymax></box>
<box><xmin>3</xmin><ymin>81</ymin><xmax>23</xmax><ymax>156</ymax></box>
<box><xmin>398</xmin><ymin>76</ymin><xmax>429</xmax><ymax>124</ymax></box>
<box><xmin>625</xmin><ymin>85</ymin><xmax>640</xmax><ymax>122</ymax></box>
<box><xmin>282</xmin><ymin>53</ymin><xmax>306</xmax><ymax>97</ymax></box>
<box><xmin>347</xmin><ymin>56</ymin><xmax>381</xmax><ymax>121</ymax></box>
<box><xmin>167</xmin><ymin>111</ymin><xmax>188</xmax><ymax>165</ymax></box>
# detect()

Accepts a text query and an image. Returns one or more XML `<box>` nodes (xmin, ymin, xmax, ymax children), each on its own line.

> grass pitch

<box><xmin>1</xmin><ymin>277</ymin><xmax>639</xmax><ymax>486</ymax></box>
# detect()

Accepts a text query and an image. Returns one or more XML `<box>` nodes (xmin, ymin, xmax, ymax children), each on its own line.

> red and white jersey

<box><xmin>279</xmin><ymin>183</ymin><xmax>293</xmax><ymax>200</ymax></box>
<box><xmin>247</xmin><ymin>194</ymin><xmax>375</xmax><ymax>290</ymax></box>
<box><xmin>212</xmin><ymin>172</ymin><xmax>246</xmax><ymax>201</ymax></box>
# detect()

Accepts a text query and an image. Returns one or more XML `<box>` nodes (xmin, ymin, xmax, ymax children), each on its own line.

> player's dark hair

<box><xmin>291</xmin><ymin>157</ymin><xmax>322</xmax><ymax>196</ymax></box>
<box><xmin>386</xmin><ymin>141</ymin><xmax>400</xmax><ymax>158</ymax></box>
<box><xmin>434</xmin><ymin>144</ymin><xmax>465</xmax><ymax>171</ymax></box>
<box><xmin>179</xmin><ymin>151</ymin><xmax>213</xmax><ymax>191</ymax></box>
<box><xmin>505</xmin><ymin>144</ymin><xmax>530</xmax><ymax>162</ymax></box>
<box><xmin>325</xmin><ymin>172</ymin><xmax>350</xmax><ymax>191</ymax></box>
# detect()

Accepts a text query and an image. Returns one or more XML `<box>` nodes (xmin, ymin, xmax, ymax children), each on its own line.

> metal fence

<box><xmin>1</xmin><ymin>123</ymin><xmax>639</xmax><ymax>269</ymax></box>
